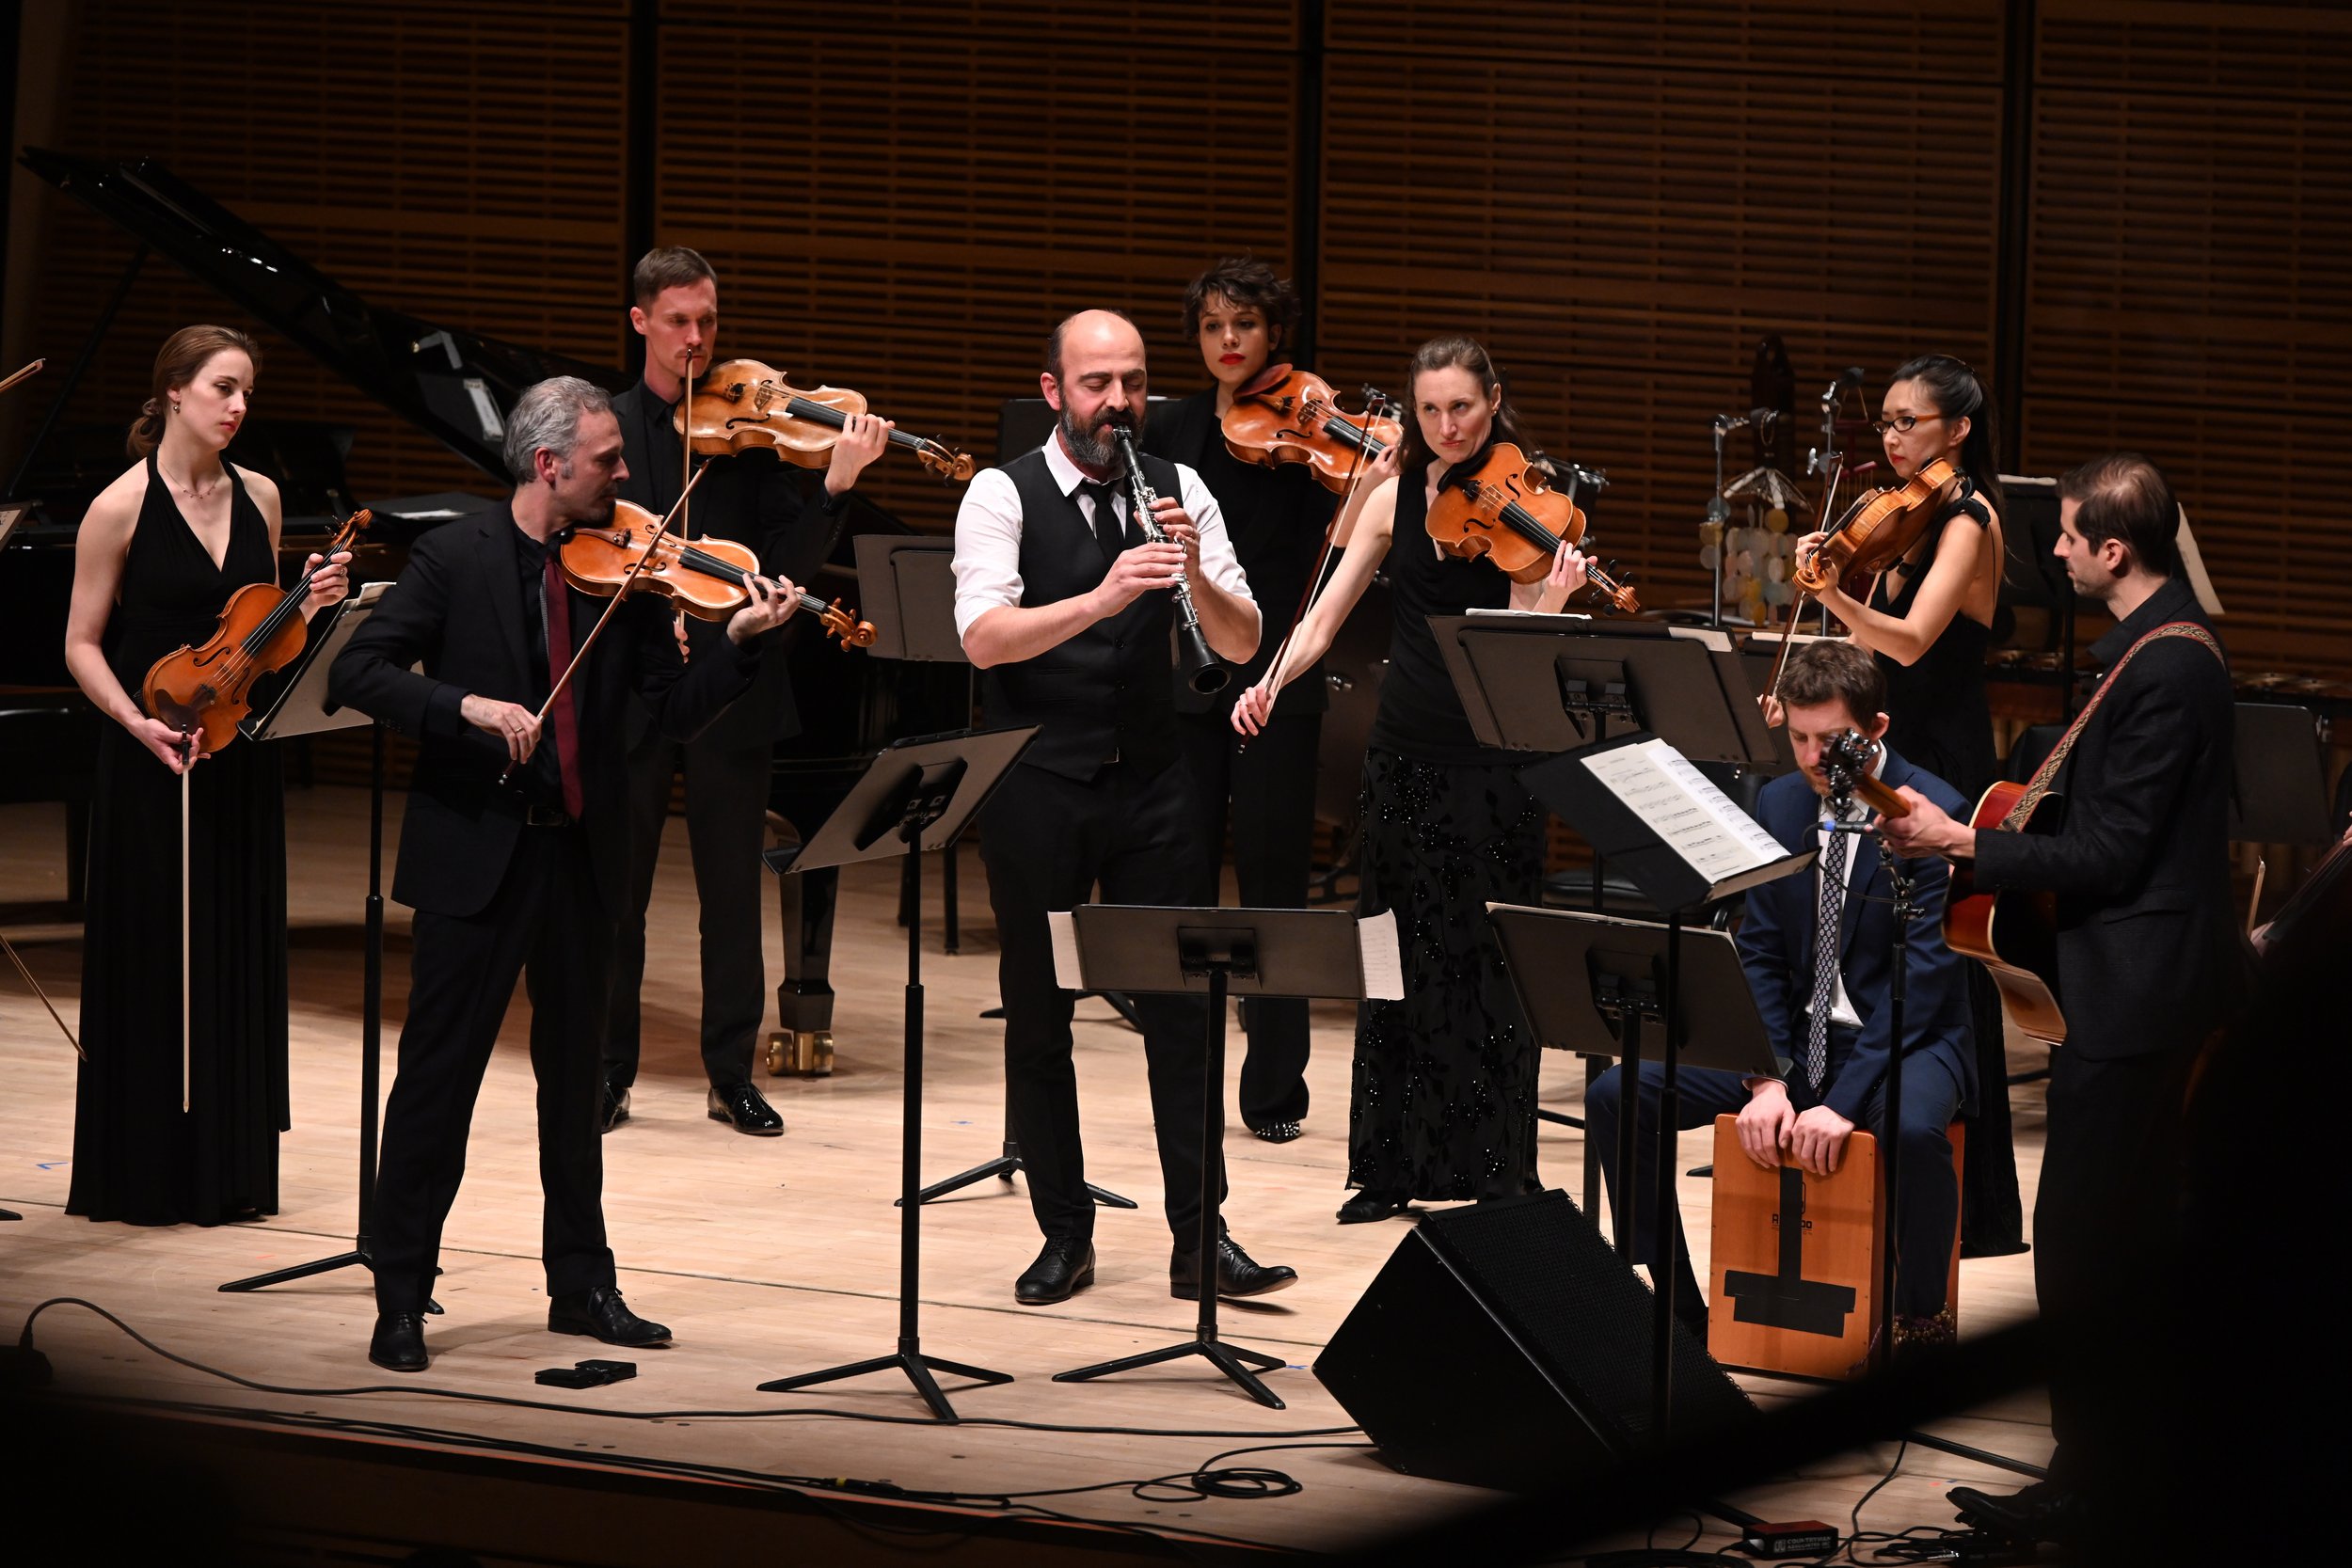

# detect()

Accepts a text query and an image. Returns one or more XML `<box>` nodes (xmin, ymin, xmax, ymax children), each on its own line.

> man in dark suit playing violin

<box><xmin>1587</xmin><ymin>640</ymin><xmax>1976</xmax><ymax>1346</ymax></box>
<box><xmin>1881</xmin><ymin>452</ymin><xmax>2240</xmax><ymax>1550</ymax></box>
<box><xmin>329</xmin><ymin>376</ymin><xmax>800</xmax><ymax>1373</ymax></box>
<box><xmin>601</xmin><ymin>246</ymin><xmax>890</xmax><ymax>1139</ymax></box>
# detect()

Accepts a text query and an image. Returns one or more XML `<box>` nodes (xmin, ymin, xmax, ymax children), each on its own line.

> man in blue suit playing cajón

<box><xmin>1586</xmin><ymin>639</ymin><xmax>1976</xmax><ymax>1351</ymax></box>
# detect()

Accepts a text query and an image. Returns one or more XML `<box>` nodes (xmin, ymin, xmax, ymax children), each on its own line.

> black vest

<box><xmin>981</xmin><ymin>447</ymin><xmax>1184</xmax><ymax>781</ymax></box>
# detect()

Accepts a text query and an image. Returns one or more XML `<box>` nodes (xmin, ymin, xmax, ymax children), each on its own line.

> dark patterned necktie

<box><xmin>540</xmin><ymin>552</ymin><xmax>585</xmax><ymax>819</ymax></box>
<box><xmin>1806</xmin><ymin>826</ymin><xmax>1851</xmax><ymax>1091</ymax></box>
<box><xmin>1076</xmin><ymin>481</ymin><xmax>1126</xmax><ymax>562</ymax></box>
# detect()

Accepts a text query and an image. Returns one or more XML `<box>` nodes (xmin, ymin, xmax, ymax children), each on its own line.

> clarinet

<box><xmin>1109</xmin><ymin>418</ymin><xmax>1230</xmax><ymax>696</ymax></box>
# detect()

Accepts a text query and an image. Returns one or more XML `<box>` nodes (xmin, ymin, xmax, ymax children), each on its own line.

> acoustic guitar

<box><xmin>1943</xmin><ymin>780</ymin><xmax>2068</xmax><ymax>1045</ymax></box>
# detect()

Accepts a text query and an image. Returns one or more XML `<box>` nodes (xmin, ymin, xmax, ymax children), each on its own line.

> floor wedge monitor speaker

<box><xmin>1313</xmin><ymin>1190</ymin><xmax>1755</xmax><ymax>1491</ymax></box>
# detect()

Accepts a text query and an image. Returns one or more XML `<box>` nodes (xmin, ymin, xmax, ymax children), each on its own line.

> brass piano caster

<box><xmin>767</xmin><ymin>1029</ymin><xmax>834</xmax><ymax>1078</ymax></box>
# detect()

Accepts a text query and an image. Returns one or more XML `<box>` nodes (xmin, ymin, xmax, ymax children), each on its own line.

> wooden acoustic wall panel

<box><xmin>650</xmin><ymin>3</ymin><xmax>1303</xmax><ymax>536</ymax></box>
<box><xmin>29</xmin><ymin>1</ymin><xmax>629</xmax><ymax>505</ymax></box>
<box><xmin>2022</xmin><ymin>1</ymin><xmax>2352</xmax><ymax>675</ymax></box>
<box><xmin>1315</xmin><ymin>8</ymin><xmax>2007</xmax><ymax>609</ymax></box>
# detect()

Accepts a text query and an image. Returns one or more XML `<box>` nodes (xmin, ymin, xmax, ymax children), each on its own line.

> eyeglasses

<box><xmin>1871</xmin><ymin>413</ymin><xmax>1945</xmax><ymax>436</ymax></box>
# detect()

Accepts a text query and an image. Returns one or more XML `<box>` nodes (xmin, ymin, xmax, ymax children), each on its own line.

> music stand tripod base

<box><xmin>1052</xmin><ymin>907</ymin><xmax>1379</xmax><ymax>1410</ymax></box>
<box><xmin>753</xmin><ymin>726</ymin><xmax>1036</xmax><ymax>1420</ymax></box>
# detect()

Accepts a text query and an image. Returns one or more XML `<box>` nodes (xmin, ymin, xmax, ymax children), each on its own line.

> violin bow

<box><xmin>0</xmin><ymin>932</ymin><xmax>81</xmax><ymax>1059</ymax></box>
<box><xmin>180</xmin><ymin>730</ymin><xmax>193</xmax><ymax>1111</ymax></box>
<box><xmin>497</xmin><ymin>464</ymin><xmax>711</xmax><ymax>786</ymax></box>
<box><xmin>1252</xmin><ymin>386</ymin><xmax>1391</xmax><ymax>720</ymax></box>
<box><xmin>0</xmin><ymin>358</ymin><xmax>43</xmax><ymax>397</ymax></box>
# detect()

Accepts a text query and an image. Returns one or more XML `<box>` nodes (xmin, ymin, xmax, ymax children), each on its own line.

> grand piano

<box><xmin>5</xmin><ymin>150</ymin><xmax>967</xmax><ymax>1067</ymax></box>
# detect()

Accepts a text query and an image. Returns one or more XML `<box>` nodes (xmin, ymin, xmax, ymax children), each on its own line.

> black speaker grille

<box><xmin>1422</xmin><ymin>1190</ymin><xmax>1754</xmax><ymax>1447</ymax></box>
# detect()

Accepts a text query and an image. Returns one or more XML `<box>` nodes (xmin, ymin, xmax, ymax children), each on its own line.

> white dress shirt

<box><xmin>952</xmin><ymin>434</ymin><xmax>1254</xmax><ymax>643</ymax></box>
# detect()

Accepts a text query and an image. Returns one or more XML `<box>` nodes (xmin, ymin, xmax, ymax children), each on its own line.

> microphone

<box><xmin>1821</xmin><ymin>367</ymin><xmax>1866</xmax><ymax>405</ymax></box>
<box><xmin>1748</xmin><ymin>407</ymin><xmax>1781</xmax><ymax>427</ymax></box>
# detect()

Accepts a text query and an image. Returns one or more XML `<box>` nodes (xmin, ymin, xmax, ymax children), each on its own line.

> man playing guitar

<box><xmin>1879</xmin><ymin>452</ymin><xmax>2241</xmax><ymax>1551</ymax></box>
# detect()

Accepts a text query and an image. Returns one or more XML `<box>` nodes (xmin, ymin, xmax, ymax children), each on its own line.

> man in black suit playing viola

<box><xmin>1881</xmin><ymin>452</ymin><xmax>2241</xmax><ymax>1550</ymax></box>
<box><xmin>329</xmin><ymin>376</ymin><xmax>801</xmax><ymax>1373</ymax></box>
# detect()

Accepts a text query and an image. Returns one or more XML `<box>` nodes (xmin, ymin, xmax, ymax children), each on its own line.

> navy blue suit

<box><xmin>1587</xmin><ymin>747</ymin><xmax>1977</xmax><ymax>1321</ymax></box>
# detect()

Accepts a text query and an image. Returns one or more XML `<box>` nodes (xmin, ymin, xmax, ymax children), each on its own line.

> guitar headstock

<box><xmin>1821</xmin><ymin>728</ymin><xmax>1911</xmax><ymax>819</ymax></box>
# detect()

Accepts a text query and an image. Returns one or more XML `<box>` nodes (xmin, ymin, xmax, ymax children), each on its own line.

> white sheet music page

<box><xmin>1580</xmin><ymin>737</ymin><xmax>1783</xmax><ymax>883</ymax></box>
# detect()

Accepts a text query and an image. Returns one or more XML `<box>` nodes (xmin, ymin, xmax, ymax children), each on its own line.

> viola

<box><xmin>1423</xmin><ymin>441</ymin><xmax>1641</xmax><ymax>612</ymax></box>
<box><xmin>1791</xmin><ymin>457</ymin><xmax>1960</xmax><ymax>596</ymax></box>
<box><xmin>142</xmin><ymin>508</ymin><xmax>370</xmax><ymax>755</ymax></box>
<box><xmin>677</xmin><ymin>358</ymin><xmax>974</xmax><ymax>483</ymax></box>
<box><xmin>1220</xmin><ymin>366</ymin><xmax>1404</xmax><ymax>494</ymax></box>
<box><xmin>559</xmin><ymin>499</ymin><xmax>875</xmax><ymax>649</ymax></box>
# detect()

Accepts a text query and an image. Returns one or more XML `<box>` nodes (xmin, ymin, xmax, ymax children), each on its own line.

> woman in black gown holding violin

<box><xmin>1144</xmin><ymin>260</ymin><xmax>1338</xmax><ymax>1142</ymax></box>
<box><xmin>1792</xmin><ymin>353</ymin><xmax>2025</xmax><ymax>1254</ymax></box>
<box><xmin>61</xmin><ymin>326</ymin><xmax>349</xmax><ymax>1225</ymax></box>
<box><xmin>1233</xmin><ymin>336</ymin><xmax>1591</xmax><ymax>1222</ymax></box>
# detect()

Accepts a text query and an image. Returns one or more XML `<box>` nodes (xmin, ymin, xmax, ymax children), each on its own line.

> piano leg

<box><xmin>767</xmin><ymin>863</ymin><xmax>838</xmax><ymax>1078</ymax></box>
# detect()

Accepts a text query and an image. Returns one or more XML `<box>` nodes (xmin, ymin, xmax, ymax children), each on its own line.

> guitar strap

<box><xmin>2004</xmin><ymin>621</ymin><xmax>2225</xmax><ymax>829</ymax></box>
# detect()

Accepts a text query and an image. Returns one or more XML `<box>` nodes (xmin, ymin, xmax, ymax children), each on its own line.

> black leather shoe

<box><xmin>1336</xmin><ymin>1189</ymin><xmax>1409</xmax><ymax>1224</ymax></box>
<box><xmin>1171</xmin><ymin>1231</ymin><xmax>1297</xmax><ymax>1300</ymax></box>
<box><xmin>548</xmin><ymin>1286</ymin><xmax>672</xmax><ymax>1347</ymax></box>
<box><xmin>600</xmin><ymin>1082</ymin><xmax>630</xmax><ymax>1134</ymax></box>
<box><xmin>368</xmin><ymin>1310</ymin><xmax>428</xmax><ymax>1372</ymax></box>
<box><xmin>1014</xmin><ymin>1236</ymin><xmax>1095</xmax><ymax>1305</ymax></box>
<box><xmin>1248</xmin><ymin>1119</ymin><xmax>1303</xmax><ymax>1144</ymax></box>
<box><xmin>707</xmin><ymin>1082</ymin><xmax>784</xmax><ymax>1136</ymax></box>
<box><xmin>1948</xmin><ymin>1481</ymin><xmax>2084</xmax><ymax>1546</ymax></box>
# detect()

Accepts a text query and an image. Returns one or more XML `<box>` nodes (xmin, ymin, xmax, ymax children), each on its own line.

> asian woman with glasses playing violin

<box><xmin>1791</xmin><ymin>353</ymin><xmax>2025</xmax><ymax>1257</ymax></box>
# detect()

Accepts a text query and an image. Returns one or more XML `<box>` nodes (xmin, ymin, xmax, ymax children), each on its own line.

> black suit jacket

<box><xmin>1737</xmin><ymin>752</ymin><xmax>1978</xmax><ymax>1120</ymax></box>
<box><xmin>612</xmin><ymin>379</ymin><xmax>837</xmax><ymax>749</ymax></box>
<box><xmin>326</xmin><ymin>502</ymin><xmax>762</xmax><ymax>920</ymax></box>
<box><xmin>1972</xmin><ymin>577</ymin><xmax>2241</xmax><ymax>1060</ymax></box>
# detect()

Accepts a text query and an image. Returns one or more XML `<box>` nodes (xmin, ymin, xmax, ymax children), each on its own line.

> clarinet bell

<box><xmin>1180</xmin><ymin>622</ymin><xmax>1230</xmax><ymax>695</ymax></box>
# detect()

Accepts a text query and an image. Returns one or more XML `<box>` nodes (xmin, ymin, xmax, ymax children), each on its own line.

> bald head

<box><xmin>1043</xmin><ymin>309</ymin><xmax>1143</xmax><ymax>382</ymax></box>
<box><xmin>1041</xmin><ymin>309</ymin><xmax>1149</xmax><ymax>474</ymax></box>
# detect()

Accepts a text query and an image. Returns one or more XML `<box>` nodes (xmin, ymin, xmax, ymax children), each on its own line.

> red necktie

<box><xmin>541</xmin><ymin>553</ymin><xmax>585</xmax><ymax>819</ymax></box>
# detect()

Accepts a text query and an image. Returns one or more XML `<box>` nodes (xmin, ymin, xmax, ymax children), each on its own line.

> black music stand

<box><xmin>755</xmin><ymin>724</ymin><xmax>1035</xmax><ymax>1420</ymax></box>
<box><xmin>217</xmin><ymin>587</ymin><xmax>438</xmax><ymax>1309</ymax></box>
<box><xmin>1436</xmin><ymin>614</ymin><xmax>1800</xmax><ymax>1441</ymax></box>
<box><xmin>1051</xmin><ymin>905</ymin><xmax>1395</xmax><ymax>1409</ymax></box>
<box><xmin>859</xmin><ymin>535</ymin><xmax>1137</xmax><ymax>1212</ymax></box>
<box><xmin>2231</xmin><ymin>703</ymin><xmax>2335</xmax><ymax>847</ymax></box>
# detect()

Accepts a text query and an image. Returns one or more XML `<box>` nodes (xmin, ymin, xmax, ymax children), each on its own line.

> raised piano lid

<box><xmin>20</xmin><ymin>148</ymin><xmax>620</xmax><ymax>480</ymax></box>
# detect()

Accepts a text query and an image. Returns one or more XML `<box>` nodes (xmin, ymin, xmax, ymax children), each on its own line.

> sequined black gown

<box><xmin>68</xmin><ymin>455</ymin><xmax>290</xmax><ymax>1226</ymax></box>
<box><xmin>1347</xmin><ymin>476</ymin><xmax>1548</xmax><ymax>1202</ymax></box>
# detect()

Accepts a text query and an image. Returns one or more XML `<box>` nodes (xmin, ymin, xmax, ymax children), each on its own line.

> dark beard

<box><xmin>1059</xmin><ymin>404</ymin><xmax>1122</xmax><ymax>473</ymax></box>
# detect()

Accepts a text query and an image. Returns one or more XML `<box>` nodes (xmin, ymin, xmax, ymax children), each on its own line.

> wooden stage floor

<box><xmin>0</xmin><ymin>785</ymin><xmax>2054</xmax><ymax>1561</ymax></box>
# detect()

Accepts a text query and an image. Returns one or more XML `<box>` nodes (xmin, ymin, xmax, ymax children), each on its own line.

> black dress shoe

<box><xmin>368</xmin><ymin>1310</ymin><xmax>428</xmax><ymax>1372</ymax></box>
<box><xmin>707</xmin><ymin>1082</ymin><xmax>784</xmax><ymax>1136</ymax></box>
<box><xmin>1248</xmin><ymin>1119</ymin><xmax>1303</xmax><ymax>1144</ymax></box>
<box><xmin>548</xmin><ymin>1286</ymin><xmax>672</xmax><ymax>1347</ymax></box>
<box><xmin>600</xmin><ymin>1083</ymin><xmax>630</xmax><ymax>1134</ymax></box>
<box><xmin>1336</xmin><ymin>1189</ymin><xmax>1409</xmax><ymax>1224</ymax></box>
<box><xmin>1171</xmin><ymin>1231</ymin><xmax>1297</xmax><ymax>1300</ymax></box>
<box><xmin>1947</xmin><ymin>1480</ymin><xmax>2084</xmax><ymax>1546</ymax></box>
<box><xmin>1014</xmin><ymin>1236</ymin><xmax>1095</xmax><ymax>1305</ymax></box>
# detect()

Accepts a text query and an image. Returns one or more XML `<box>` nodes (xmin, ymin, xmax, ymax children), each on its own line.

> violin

<box><xmin>1791</xmin><ymin>457</ymin><xmax>1960</xmax><ymax>596</ymax></box>
<box><xmin>559</xmin><ymin>499</ymin><xmax>875</xmax><ymax>648</ymax></box>
<box><xmin>677</xmin><ymin>358</ymin><xmax>975</xmax><ymax>483</ymax></box>
<box><xmin>1220</xmin><ymin>366</ymin><xmax>1404</xmax><ymax>494</ymax></box>
<box><xmin>142</xmin><ymin>508</ymin><xmax>370</xmax><ymax>755</ymax></box>
<box><xmin>1423</xmin><ymin>442</ymin><xmax>1642</xmax><ymax>612</ymax></box>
